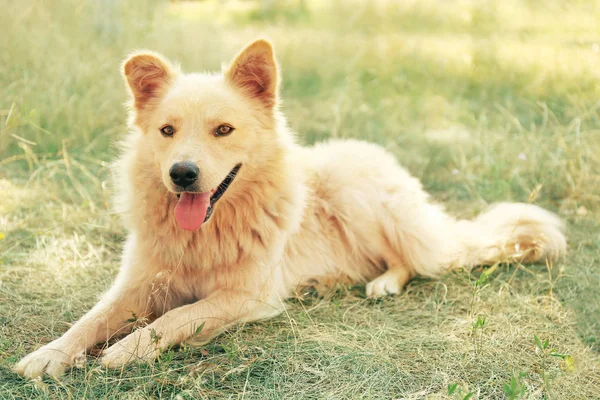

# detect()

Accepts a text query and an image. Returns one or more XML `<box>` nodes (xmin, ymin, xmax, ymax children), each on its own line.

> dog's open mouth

<box><xmin>174</xmin><ymin>164</ymin><xmax>241</xmax><ymax>231</ymax></box>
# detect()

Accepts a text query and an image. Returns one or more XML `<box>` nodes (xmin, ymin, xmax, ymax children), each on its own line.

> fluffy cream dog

<box><xmin>14</xmin><ymin>39</ymin><xmax>566</xmax><ymax>378</ymax></box>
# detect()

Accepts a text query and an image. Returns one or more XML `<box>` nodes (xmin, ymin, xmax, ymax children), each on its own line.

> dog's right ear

<box><xmin>122</xmin><ymin>51</ymin><xmax>176</xmax><ymax>112</ymax></box>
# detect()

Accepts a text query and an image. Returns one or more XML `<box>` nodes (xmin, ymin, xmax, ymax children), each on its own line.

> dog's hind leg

<box><xmin>366</xmin><ymin>262</ymin><xmax>413</xmax><ymax>298</ymax></box>
<box><xmin>366</xmin><ymin>237</ymin><xmax>415</xmax><ymax>298</ymax></box>
<box><xmin>365</xmin><ymin>198</ymin><xmax>455</xmax><ymax>298</ymax></box>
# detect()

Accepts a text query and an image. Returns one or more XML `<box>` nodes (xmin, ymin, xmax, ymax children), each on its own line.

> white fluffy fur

<box><xmin>14</xmin><ymin>40</ymin><xmax>566</xmax><ymax>379</ymax></box>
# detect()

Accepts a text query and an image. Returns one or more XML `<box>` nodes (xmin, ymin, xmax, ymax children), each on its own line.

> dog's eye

<box><xmin>160</xmin><ymin>125</ymin><xmax>175</xmax><ymax>137</ymax></box>
<box><xmin>215</xmin><ymin>124</ymin><xmax>234</xmax><ymax>136</ymax></box>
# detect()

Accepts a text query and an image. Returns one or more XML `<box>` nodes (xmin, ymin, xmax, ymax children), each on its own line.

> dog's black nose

<box><xmin>169</xmin><ymin>161</ymin><xmax>199</xmax><ymax>188</ymax></box>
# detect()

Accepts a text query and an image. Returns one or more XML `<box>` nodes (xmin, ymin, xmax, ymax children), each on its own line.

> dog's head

<box><xmin>122</xmin><ymin>39</ymin><xmax>281</xmax><ymax>231</ymax></box>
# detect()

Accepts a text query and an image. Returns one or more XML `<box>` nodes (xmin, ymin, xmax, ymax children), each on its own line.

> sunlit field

<box><xmin>1</xmin><ymin>0</ymin><xmax>600</xmax><ymax>398</ymax></box>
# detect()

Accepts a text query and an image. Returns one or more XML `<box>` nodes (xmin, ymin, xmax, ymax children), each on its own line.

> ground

<box><xmin>1</xmin><ymin>0</ymin><xmax>599</xmax><ymax>399</ymax></box>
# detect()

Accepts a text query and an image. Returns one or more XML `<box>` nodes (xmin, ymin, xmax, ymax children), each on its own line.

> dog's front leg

<box><xmin>13</xmin><ymin>272</ymin><xmax>148</xmax><ymax>378</ymax></box>
<box><xmin>101</xmin><ymin>288</ymin><xmax>281</xmax><ymax>367</ymax></box>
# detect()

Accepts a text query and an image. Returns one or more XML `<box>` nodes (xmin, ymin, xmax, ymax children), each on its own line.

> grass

<box><xmin>1</xmin><ymin>0</ymin><xmax>600</xmax><ymax>398</ymax></box>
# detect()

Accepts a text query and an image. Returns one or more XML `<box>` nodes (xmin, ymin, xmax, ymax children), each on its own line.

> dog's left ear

<box><xmin>225</xmin><ymin>39</ymin><xmax>279</xmax><ymax>109</ymax></box>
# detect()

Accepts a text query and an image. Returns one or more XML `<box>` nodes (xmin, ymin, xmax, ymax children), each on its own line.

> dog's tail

<box><xmin>451</xmin><ymin>202</ymin><xmax>566</xmax><ymax>269</ymax></box>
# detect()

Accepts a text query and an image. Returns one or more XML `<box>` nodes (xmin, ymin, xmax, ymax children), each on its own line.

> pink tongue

<box><xmin>174</xmin><ymin>192</ymin><xmax>211</xmax><ymax>231</ymax></box>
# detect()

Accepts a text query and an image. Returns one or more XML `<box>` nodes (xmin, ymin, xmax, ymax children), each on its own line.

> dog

<box><xmin>14</xmin><ymin>39</ymin><xmax>566</xmax><ymax>378</ymax></box>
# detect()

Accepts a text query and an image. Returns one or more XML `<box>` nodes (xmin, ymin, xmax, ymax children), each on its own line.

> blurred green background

<box><xmin>1</xmin><ymin>0</ymin><xmax>599</xmax><ymax>398</ymax></box>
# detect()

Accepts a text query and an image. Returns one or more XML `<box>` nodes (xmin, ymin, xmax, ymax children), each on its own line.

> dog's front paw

<box><xmin>101</xmin><ymin>328</ymin><xmax>159</xmax><ymax>368</ymax></box>
<box><xmin>13</xmin><ymin>341</ymin><xmax>81</xmax><ymax>379</ymax></box>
